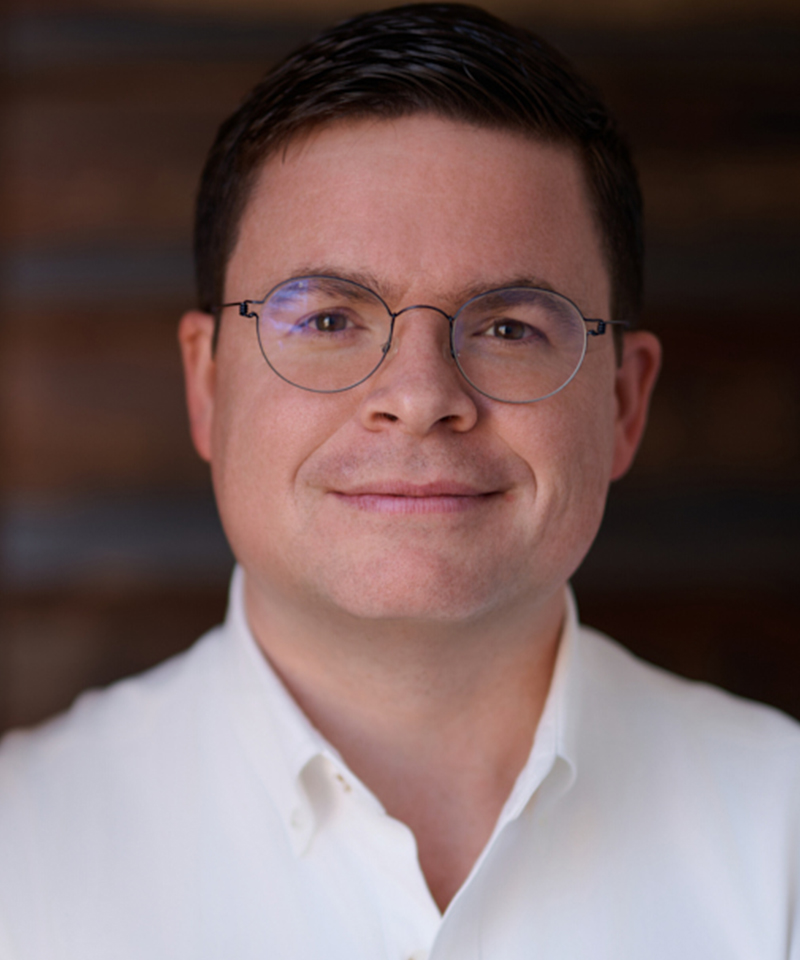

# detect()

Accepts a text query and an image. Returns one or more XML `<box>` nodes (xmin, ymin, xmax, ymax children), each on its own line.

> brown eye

<box><xmin>311</xmin><ymin>312</ymin><xmax>349</xmax><ymax>332</ymax></box>
<box><xmin>487</xmin><ymin>320</ymin><xmax>534</xmax><ymax>341</ymax></box>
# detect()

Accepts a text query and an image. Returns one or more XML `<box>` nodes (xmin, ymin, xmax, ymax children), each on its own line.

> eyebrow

<box><xmin>274</xmin><ymin>264</ymin><xmax>559</xmax><ymax>307</ymax></box>
<box><xmin>456</xmin><ymin>275</ymin><xmax>559</xmax><ymax>301</ymax></box>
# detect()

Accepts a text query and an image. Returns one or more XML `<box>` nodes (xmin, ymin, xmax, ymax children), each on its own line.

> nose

<box><xmin>358</xmin><ymin>307</ymin><xmax>479</xmax><ymax>436</ymax></box>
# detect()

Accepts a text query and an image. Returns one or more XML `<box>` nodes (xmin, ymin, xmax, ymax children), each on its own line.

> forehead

<box><xmin>226</xmin><ymin>114</ymin><xmax>610</xmax><ymax>314</ymax></box>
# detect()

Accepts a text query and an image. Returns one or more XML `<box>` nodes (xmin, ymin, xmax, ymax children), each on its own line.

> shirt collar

<box><xmin>218</xmin><ymin>565</ymin><xmax>580</xmax><ymax>856</ymax></box>
<box><xmin>467</xmin><ymin>585</ymin><xmax>579</xmax><ymax>861</ymax></box>
<box><xmin>221</xmin><ymin>566</ymin><xmax>333</xmax><ymax>854</ymax></box>
<box><xmin>502</xmin><ymin>586</ymin><xmax>579</xmax><ymax>820</ymax></box>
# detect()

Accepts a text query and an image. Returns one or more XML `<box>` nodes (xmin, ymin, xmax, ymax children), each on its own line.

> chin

<box><xmin>309</xmin><ymin>551</ymin><xmax>517</xmax><ymax>624</ymax></box>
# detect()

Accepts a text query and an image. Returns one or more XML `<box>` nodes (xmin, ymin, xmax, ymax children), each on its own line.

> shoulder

<box><xmin>579</xmin><ymin>624</ymin><xmax>800</xmax><ymax>738</ymax></box>
<box><xmin>0</xmin><ymin>624</ymin><xmax>227</xmax><ymax>819</ymax></box>
<box><xmin>573</xmin><ymin>624</ymin><xmax>800</xmax><ymax>800</ymax></box>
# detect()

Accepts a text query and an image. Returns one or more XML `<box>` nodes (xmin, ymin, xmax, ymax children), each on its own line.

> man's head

<box><xmin>179</xmin><ymin>5</ymin><xmax>660</xmax><ymax>633</ymax></box>
<box><xmin>194</xmin><ymin>3</ymin><xmax>643</xmax><ymax>340</ymax></box>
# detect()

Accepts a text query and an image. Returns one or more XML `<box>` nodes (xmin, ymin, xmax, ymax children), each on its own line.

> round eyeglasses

<box><xmin>220</xmin><ymin>275</ymin><xmax>627</xmax><ymax>404</ymax></box>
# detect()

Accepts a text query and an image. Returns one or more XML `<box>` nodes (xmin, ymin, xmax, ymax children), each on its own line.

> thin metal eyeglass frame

<box><xmin>219</xmin><ymin>275</ymin><xmax>629</xmax><ymax>404</ymax></box>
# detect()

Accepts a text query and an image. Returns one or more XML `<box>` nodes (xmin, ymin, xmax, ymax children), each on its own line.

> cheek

<box><xmin>499</xmin><ymin>380</ymin><xmax>616</xmax><ymax>561</ymax></box>
<box><xmin>560</xmin><ymin>393</ymin><xmax>617</xmax><ymax>552</ymax></box>
<box><xmin>209</xmin><ymin>383</ymin><xmax>277</xmax><ymax>564</ymax></box>
<box><xmin>208</xmin><ymin>362</ymin><xmax>353</xmax><ymax>564</ymax></box>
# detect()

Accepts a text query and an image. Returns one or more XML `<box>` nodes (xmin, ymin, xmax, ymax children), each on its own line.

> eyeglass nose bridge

<box><xmin>385</xmin><ymin>302</ymin><xmax>459</xmax><ymax>361</ymax></box>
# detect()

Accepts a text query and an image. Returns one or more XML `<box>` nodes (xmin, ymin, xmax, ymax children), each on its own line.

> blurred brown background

<box><xmin>1</xmin><ymin>0</ymin><xmax>798</xmax><ymax>734</ymax></box>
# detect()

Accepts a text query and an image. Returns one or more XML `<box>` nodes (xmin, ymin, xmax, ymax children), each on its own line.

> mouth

<box><xmin>330</xmin><ymin>481</ymin><xmax>503</xmax><ymax>514</ymax></box>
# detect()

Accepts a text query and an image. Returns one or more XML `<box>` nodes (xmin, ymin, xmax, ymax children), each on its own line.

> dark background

<box><xmin>1</xmin><ymin>0</ymin><xmax>798</xmax><ymax>733</ymax></box>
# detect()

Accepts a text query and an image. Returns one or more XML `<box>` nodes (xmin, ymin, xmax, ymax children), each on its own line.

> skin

<box><xmin>179</xmin><ymin>114</ymin><xmax>661</xmax><ymax>910</ymax></box>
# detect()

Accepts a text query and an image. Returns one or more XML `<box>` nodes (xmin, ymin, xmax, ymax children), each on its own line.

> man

<box><xmin>1</xmin><ymin>5</ymin><xmax>799</xmax><ymax>958</ymax></box>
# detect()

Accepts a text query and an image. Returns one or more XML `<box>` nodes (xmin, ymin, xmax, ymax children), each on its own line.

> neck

<box><xmin>243</xmin><ymin>573</ymin><xmax>565</xmax><ymax>911</ymax></box>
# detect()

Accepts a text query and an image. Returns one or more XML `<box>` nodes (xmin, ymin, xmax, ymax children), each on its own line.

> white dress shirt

<box><xmin>1</xmin><ymin>566</ymin><xmax>799</xmax><ymax>960</ymax></box>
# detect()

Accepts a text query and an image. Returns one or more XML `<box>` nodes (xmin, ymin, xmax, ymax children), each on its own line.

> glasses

<box><xmin>221</xmin><ymin>275</ymin><xmax>627</xmax><ymax>404</ymax></box>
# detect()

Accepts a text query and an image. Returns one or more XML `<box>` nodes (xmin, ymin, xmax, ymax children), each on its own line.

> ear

<box><xmin>610</xmin><ymin>330</ymin><xmax>662</xmax><ymax>481</ymax></box>
<box><xmin>178</xmin><ymin>310</ymin><xmax>217</xmax><ymax>463</ymax></box>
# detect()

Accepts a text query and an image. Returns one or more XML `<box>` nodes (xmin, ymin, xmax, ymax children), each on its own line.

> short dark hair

<box><xmin>195</xmin><ymin>3</ymin><xmax>642</xmax><ymax>340</ymax></box>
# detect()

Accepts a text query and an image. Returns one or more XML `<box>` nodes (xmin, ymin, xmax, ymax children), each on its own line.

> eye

<box><xmin>301</xmin><ymin>310</ymin><xmax>351</xmax><ymax>333</ymax></box>
<box><xmin>484</xmin><ymin>319</ymin><xmax>540</xmax><ymax>341</ymax></box>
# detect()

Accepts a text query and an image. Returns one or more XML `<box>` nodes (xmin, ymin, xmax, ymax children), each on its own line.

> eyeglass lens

<box><xmin>255</xmin><ymin>276</ymin><xmax>588</xmax><ymax>402</ymax></box>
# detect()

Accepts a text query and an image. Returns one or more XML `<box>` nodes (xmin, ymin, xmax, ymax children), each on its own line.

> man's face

<box><xmin>181</xmin><ymin>114</ymin><xmax>658</xmax><ymax>625</ymax></box>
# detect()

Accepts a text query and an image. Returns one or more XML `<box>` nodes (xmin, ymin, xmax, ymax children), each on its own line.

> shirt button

<box><xmin>335</xmin><ymin>773</ymin><xmax>352</xmax><ymax>793</ymax></box>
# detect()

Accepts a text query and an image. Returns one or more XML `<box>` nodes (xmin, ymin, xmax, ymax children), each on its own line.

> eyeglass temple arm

<box><xmin>586</xmin><ymin>319</ymin><xmax>630</xmax><ymax>337</ymax></box>
<box><xmin>220</xmin><ymin>300</ymin><xmax>260</xmax><ymax>320</ymax></box>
